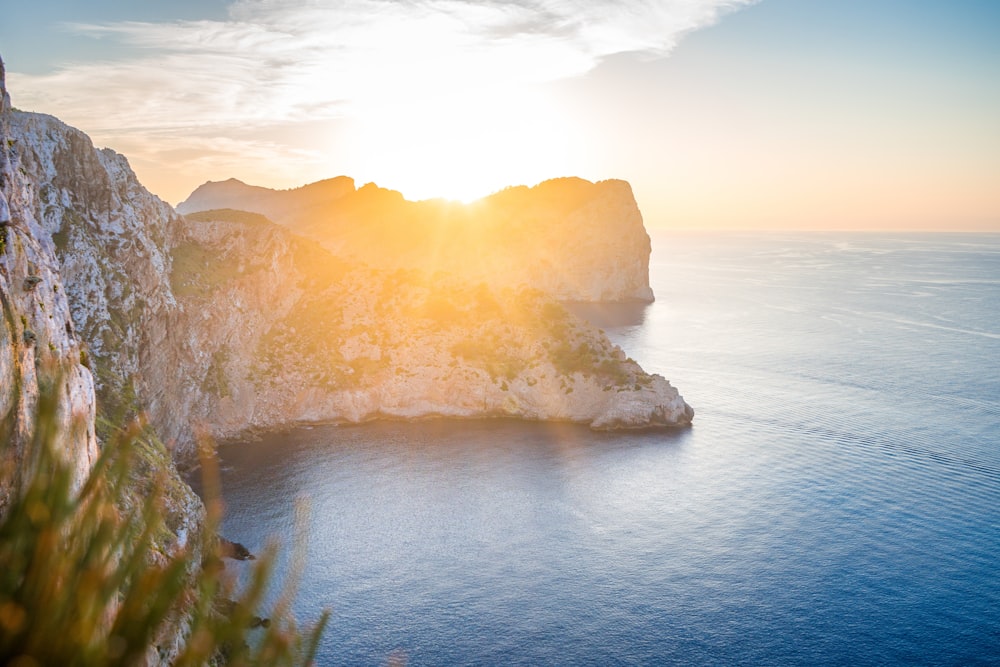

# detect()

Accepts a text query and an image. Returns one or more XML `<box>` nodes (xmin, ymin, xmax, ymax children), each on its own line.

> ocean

<box><xmin>209</xmin><ymin>232</ymin><xmax>1000</xmax><ymax>665</ymax></box>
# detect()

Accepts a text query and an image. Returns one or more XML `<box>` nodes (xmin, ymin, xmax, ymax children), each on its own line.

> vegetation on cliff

<box><xmin>0</xmin><ymin>389</ymin><xmax>327</xmax><ymax>665</ymax></box>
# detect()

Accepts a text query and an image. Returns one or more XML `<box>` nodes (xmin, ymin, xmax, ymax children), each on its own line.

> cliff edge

<box><xmin>0</xmin><ymin>56</ymin><xmax>98</xmax><ymax>507</ymax></box>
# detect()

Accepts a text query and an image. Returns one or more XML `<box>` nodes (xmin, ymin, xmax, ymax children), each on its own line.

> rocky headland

<box><xmin>178</xmin><ymin>176</ymin><xmax>656</xmax><ymax>303</ymax></box>
<box><xmin>165</xmin><ymin>209</ymin><xmax>692</xmax><ymax>445</ymax></box>
<box><xmin>0</xmin><ymin>51</ymin><xmax>691</xmax><ymax>665</ymax></box>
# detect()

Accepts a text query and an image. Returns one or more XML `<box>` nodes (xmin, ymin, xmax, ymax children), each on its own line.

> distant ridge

<box><xmin>178</xmin><ymin>175</ymin><xmax>356</xmax><ymax>222</ymax></box>
<box><xmin>179</xmin><ymin>176</ymin><xmax>655</xmax><ymax>303</ymax></box>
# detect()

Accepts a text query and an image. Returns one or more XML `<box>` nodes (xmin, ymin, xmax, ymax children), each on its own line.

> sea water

<box><xmin>209</xmin><ymin>233</ymin><xmax>1000</xmax><ymax>665</ymax></box>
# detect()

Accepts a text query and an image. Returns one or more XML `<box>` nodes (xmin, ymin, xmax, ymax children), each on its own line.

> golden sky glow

<box><xmin>3</xmin><ymin>0</ymin><xmax>999</xmax><ymax>230</ymax></box>
<box><xmin>339</xmin><ymin>86</ymin><xmax>584</xmax><ymax>203</ymax></box>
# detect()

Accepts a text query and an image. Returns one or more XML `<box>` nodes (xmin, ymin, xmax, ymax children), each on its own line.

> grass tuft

<box><xmin>0</xmin><ymin>386</ymin><xmax>328</xmax><ymax>665</ymax></box>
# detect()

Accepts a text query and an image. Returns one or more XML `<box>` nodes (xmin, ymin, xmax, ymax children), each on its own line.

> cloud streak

<box><xmin>12</xmin><ymin>0</ymin><xmax>755</xmax><ymax>130</ymax></box>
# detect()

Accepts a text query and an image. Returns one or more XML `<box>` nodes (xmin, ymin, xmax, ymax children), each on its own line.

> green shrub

<box><xmin>0</xmin><ymin>389</ymin><xmax>328</xmax><ymax>665</ymax></box>
<box><xmin>549</xmin><ymin>341</ymin><xmax>595</xmax><ymax>376</ymax></box>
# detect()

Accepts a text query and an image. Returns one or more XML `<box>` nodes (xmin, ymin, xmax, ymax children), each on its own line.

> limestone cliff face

<box><xmin>0</xmin><ymin>59</ymin><xmax>201</xmax><ymax>616</ymax></box>
<box><xmin>0</xmin><ymin>57</ymin><xmax>98</xmax><ymax>508</ymax></box>
<box><xmin>9</xmin><ymin>109</ymin><xmax>181</xmax><ymax>415</ymax></box>
<box><xmin>178</xmin><ymin>176</ymin><xmax>655</xmax><ymax>303</ymax></box>
<box><xmin>164</xmin><ymin>210</ymin><xmax>691</xmax><ymax>448</ymax></box>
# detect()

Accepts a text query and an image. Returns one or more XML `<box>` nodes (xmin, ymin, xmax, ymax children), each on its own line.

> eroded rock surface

<box><xmin>0</xmin><ymin>56</ymin><xmax>98</xmax><ymax>506</ymax></box>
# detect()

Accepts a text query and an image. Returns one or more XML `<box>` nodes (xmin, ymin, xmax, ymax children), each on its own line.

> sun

<box><xmin>340</xmin><ymin>86</ymin><xmax>580</xmax><ymax>202</ymax></box>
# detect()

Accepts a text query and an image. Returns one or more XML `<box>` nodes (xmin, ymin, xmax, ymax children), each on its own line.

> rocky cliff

<box><xmin>160</xmin><ymin>210</ymin><xmax>691</xmax><ymax>446</ymax></box>
<box><xmin>0</xmin><ymin>57</ymin><xmax>99</xmax><ymax>508</ymax></box>
<box><xmin>0</xmin><ymin>52</ymin><xmax>200</xmax><ymax>567</ymax></box>
<box><xmin>0</xmin><ymin>57</ymin><xmax>209</xmax><ymax>663</ymax></box>
<box><xmin>3</xmin><ymin>94</ymin><xmax>201</xmax><ymax>460</ymax></box>
<box><xmin>9</xmin><ymin>108</ymin><xmax>184</xmax><ymax>432</ymax></box>
<box><xmin>178</xmin><ymin>176</ymin><xmax>656</xmax><ymax>303</ymax></box>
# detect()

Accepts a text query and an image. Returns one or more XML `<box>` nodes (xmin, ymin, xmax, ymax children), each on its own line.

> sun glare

<box><xmin>340</xmin><ymin>87</ymin><xmax>580</xmax><ymax>202</ymax></box>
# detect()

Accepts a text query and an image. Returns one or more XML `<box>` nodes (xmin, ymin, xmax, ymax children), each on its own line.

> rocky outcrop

<box><xmin>178</xmin><ymin>176</ymin><xmax>655</xmax><ymax>303</ymax></box>
<box><xmin>5</xmin><ymin>106</ymin><xmax>200</xmax><ymax>457</ymax></box>
<box><xmin>160</xmin><ymin>210</ymin><xmax>690</xmax><ymax>450</ymax></box>
<box><xmin>10</xmin><ymin>109</ymin><xmax>182</xmax><ymax>421</ymax></box>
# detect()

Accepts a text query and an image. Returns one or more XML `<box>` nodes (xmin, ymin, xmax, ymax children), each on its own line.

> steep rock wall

<box><xmin>0</xmin><ymin>57</ymin><xmax>98</xmax><ymax>508</ymax></box>
<box><xmin>1</xmin><ymin>58</ymin><xmax>204</xmax><ymax>663</ymax></box>
<box><xmin>9</xmin><ymin>110</ymin><xmax>181</xmax><ymax>427</ymax></box>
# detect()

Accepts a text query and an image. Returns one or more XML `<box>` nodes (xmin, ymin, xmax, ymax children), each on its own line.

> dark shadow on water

<box><xmin>187</xmin><ymin>418</ymin><xmax>693</xmax><ymax>496</ymax></box>
<box><xmin>563</xmin><ymin>301</ymin><xmax>650</xmax><ymax>328</ymax></box>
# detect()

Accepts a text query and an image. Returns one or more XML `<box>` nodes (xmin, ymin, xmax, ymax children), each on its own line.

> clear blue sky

<box><xmin>2</xmin><ymin>0</ymin><xmax>998</xmax><ymax>229</ymax></box>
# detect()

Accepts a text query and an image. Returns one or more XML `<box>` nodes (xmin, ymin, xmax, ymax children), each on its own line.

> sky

<box><xmin>1</xmin><ymin>0</ymin><xmax>998</xmax><ymax>230</ymax></box>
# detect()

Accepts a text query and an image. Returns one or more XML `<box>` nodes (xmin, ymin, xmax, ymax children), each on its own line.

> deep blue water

<box><xmin>210</xmin><ymin>233</ymin><xmax>1000</xmax><ymax>666</ymax></box>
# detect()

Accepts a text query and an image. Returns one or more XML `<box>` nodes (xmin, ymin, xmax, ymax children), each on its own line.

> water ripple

<box><xmin>209</xmin><ymin>234</ymin><xmax>1000</xmax><ymax>666</ymax></box>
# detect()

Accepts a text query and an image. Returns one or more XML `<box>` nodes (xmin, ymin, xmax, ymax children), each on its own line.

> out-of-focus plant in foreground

<box><xmin>0</xmin><ymin>387</ymin><xmax>328</xmax><ymax>665</ymax></box>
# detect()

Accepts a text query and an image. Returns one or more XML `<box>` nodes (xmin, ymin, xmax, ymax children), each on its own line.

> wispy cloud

<box><xmin>13</xmin><ymin>0</ymin><xmax>754</xmax><ymax>130</ymax></box>
<box><xmin>6</xmin><ymin>0</ymin><xmax>755</xmax><ymax>201</ymax></box>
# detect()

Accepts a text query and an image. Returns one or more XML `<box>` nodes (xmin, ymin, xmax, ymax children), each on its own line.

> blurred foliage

<box><xmin>0</xmin><ymin>387</ymin><xmax>328</xmax><ymax>666</ymax></box>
